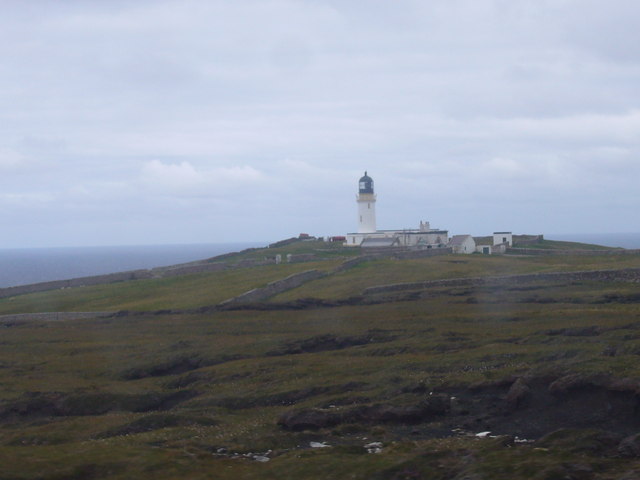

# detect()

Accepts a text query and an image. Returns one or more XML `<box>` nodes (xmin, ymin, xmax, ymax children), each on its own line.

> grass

<box><xmin>1</xmin><ymin>243</ymin><xmax>640</xmax><ymax>478</ymax></box>
<box><xmin>211</xmin><ymin>239</ymin><xmax>359</xmax><ymax>262</ymax></box>
<box><xmin>524</xmin><ymin>239</ymin><xmax>618</xmax><ymax>250</ymax></box>
<box><xmin>0</xmin><ymin>259</ymin><xmax>342</xmax><ymax>314</ymax></box>
<box><xmin>273</xmin><ymin>252</ymin><xmax>640</xmax><ymax>301</ymax></box>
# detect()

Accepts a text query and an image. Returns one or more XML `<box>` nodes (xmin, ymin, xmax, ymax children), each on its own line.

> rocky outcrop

<box><xmin>267</xmin><ymin>331</ymin><xmax>396</xmax><ymax>356</ymax></box>
<box><xmin>618</xmin><ymin>433</ymin><xmax>640</xmax><ymax>457</ymax></box>
<box><xmin>505</xmin><ymin>378</ymin><xmax>531</xmax><ymax>409</ymax></box>
<box><xmin>0</xmin><ymin>390</ymin><xmax>197</xmax><ymax>419</ymax></box>
<box><xmin>278</xmin><ymin>395</ymin><xmax>451</xmax><ymax>431</ymax></box>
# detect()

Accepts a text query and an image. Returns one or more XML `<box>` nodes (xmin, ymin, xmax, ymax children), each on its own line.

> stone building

<box><xmin>448</xmin><ymin>234</ymin><xmax>476</xmax><ymax>254</ymax></box>
<box><xmin>493</xmin><ymin>232</ymin><xmax>513</xmax><ymax>246</ymax></box>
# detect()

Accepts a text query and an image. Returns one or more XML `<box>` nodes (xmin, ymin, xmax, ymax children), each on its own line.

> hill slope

<box><xmin>1</xmin><ymin>241</ymin><xmax>640</xmax><ymax>479</ymax></box>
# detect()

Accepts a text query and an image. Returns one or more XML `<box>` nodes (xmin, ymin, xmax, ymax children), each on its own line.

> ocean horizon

<box><xmin>0</xmin><ymin>242</ymin><xmax>266</xmax><ymax>288</ymax></box>
<box><xmin>1</xmin><ymin>233</ymin><xmax>639</xmax><ymax>289</ymax></box>
<box><xmin>546</xmin><ymin>232</ymin><xmax>640</xmax><ymax>250</ymax></box>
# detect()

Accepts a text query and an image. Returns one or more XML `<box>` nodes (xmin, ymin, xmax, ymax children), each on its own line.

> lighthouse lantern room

<box><xmin>357</xmin><ymin>171</ymin><xmax>376</xmax><ymax>233</ymax></box>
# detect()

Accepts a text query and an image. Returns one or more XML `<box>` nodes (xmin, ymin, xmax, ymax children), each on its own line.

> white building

<box><xmin>345</xmin><ymin>172</ymin><xmax>449</xmax><ymax>248</ymax></box>
<box><xmin>493</xmin><ymin>232</ymin><xmax>513</xmax><ymax>246</ymax></box>
<box><xmin>449</xmin><ymin>234</ymin><xmax>476</xmax><ymax>254</ymax></box>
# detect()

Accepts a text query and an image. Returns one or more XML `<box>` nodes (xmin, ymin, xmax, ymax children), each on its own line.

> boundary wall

<box><xmin>0</xmin><ymin>259</ymin><xmax>274</xmax><ymax>300</ymax></box>
<box><xmin>363</xmin><ymin>268</ymin><xmax>640</xmax><ymax>296</ymax></box>
<box><xmin>0</xmin><ymin>311</ymin><xmax>114</xmax><ymax>322</ymax></box>
<box><xmin>507</xmin><ymin>248</ymin><xmax>640</xmax><ymax>256</ymax></box>
<box><xmin>218</xmin><ymin>269</ymin><xmax>326</xmax><ymax>306</ymax></box>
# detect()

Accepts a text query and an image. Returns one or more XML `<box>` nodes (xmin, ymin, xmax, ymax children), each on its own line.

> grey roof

<box><xmin>360</xmin><ymin>237</ymin><xmax>398</xmax><ymax>248</ymax></box>
<box><xmin>376</xmin><ymin>229</ymin><xmax>449</xmax><ymax>234</ymax></box>
<box><xmin>448</xmin><ymin>234</ymin><xmax>474</xmax><ymax>246</ymax></box>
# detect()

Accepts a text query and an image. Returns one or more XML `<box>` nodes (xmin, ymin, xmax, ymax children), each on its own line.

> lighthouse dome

<box><xmin>358</xmin><ymin>171</ymin><xmax>374</xmax><ymax>194</ymax></box>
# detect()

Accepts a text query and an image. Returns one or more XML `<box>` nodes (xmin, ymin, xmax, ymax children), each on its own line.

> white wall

<box><xmin>357</xmin><ymin>193</ymin><xmax>376</xmax><ymax>233</ymax></box>
<box><xmin>493</xmin><ymin>232</ymin><xmax>513</xmax><ymax>246</ymax></box>
<box><xmin>453</xmin><ymin>236</ymin><xmax>476</xmax><ymax>254</ymax></box>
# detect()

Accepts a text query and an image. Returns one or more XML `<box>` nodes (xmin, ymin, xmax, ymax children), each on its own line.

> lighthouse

<box><xmin>357</xmin><ymin>171</ymin><xmax>376</xmax><ymax>233</ymax></box>
<box><xmin>345</xmin><ymin>172</ymin><xmax>450</xmax><ymax>248</ymax></box>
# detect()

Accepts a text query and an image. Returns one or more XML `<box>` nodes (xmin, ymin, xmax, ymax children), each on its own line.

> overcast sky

<box><xmin>1</xmin><ymin>0</ymin><xmax>639</xmax><ymax>248</ymax></box>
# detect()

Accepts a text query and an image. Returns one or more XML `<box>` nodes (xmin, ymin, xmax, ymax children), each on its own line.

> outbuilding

<box><xmin>449</xmin><ymin>235</ymin><xmax>476</xmax><ymax>254</ymax></box>
<box><xmin>493</xmin><ymin>232</ymin><xmax>513</xmax><ymax>246</ymax></box>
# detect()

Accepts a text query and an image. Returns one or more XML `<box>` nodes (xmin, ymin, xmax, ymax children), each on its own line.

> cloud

<box><xmin>139</xmin><ymin>160</ymin><xmax>264</xmax><ymax>197</ymax></box>
<box><xmin>482</xmin><ymin>157</ymin><xmax>529</xmax><ymax>179</ymax></box>
<box><xmin>0</xmin><ymin>149</ymin><xmax>25</xmax><ymax>170</ymax></box>
<box><xmin>1</xmin><ymin>0</ymin><xmax>639</xmax><ymax>246</ymax></box>
<box><xmin>0</xmin><ymin>192</ymin><xmax>54</xmax><ymax>206</ymax></box>
<box><xmin>493</xmin><ymin>110</ymin><xmax>640</xmax><ymax>144</ymax></box>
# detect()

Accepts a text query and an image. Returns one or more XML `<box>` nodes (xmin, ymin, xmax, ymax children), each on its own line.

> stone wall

<box><xmin>286</xmin><ymin>253</ymin><xmax>317</xmax><ymax>263</ymax></box>
<box><xmin>155</xmin><ymin>262</ymin><xmax>229</xmax><ymax>278</ymax></box>
<box><xmin>392</xmin><ymin>247</ymin><xmax>452</xmax><ymax>260</ymax></box>
<box><xmin>218</xmin><ymin>269</ymin><xmax>326</xmax><ymax>306</ymax></box>
<box><xmin>0</xmin><ymin>311</ymin><xmax>114</xmax><ymax>323</ymax></box>
<box><xmin>0</xmin><ymin>257</ymin><xmax>279</xmax><ymax>300</ymax></box>
<box><xmin>0</xmin><ymin>270</ymin><xmax>154</xmax><ymax>300</ymax></box>
<box><xmin>507</xmin><ymin>248</ymin><xmax>640</xmax><ymax>256</ymax></box>
<box><xmin>362</xmin><ymin>268</ymin><xmax>640</xmax><ymax>296</ymax></box>
<box><xmin>331</xmin><ymin>255</ymin><xmax>376</xmax><ymax>273</ymax></box>
<box><xmin>513</xmin><ymin>234</ymin><xmax>544</xmax><ymax>245</ymax></box>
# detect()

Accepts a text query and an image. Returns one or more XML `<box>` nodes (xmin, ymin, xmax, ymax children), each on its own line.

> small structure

<box><xmin>449</xmin><ymin>235</ymin><xmax>476</xmax><ymax>254</ymax></box>
<box><xmin>493</xmin><ymin>232</ymin><xmax>513</xmax><ymax>247</ymax></box>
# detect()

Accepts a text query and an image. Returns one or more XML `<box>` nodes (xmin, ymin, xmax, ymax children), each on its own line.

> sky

<box><xmin>1</xmin><ymin>0</ymin><xmax>639</xmax><ymax>248</ymax></box>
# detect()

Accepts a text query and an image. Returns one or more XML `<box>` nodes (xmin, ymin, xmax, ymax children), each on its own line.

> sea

<box><xmin>546</xmin><ymin>232</ymin><xmax>640</xmax><ymax>250</ymax></box>
<box><xmin>0</xmin><ymin>242</ymin><xmax>265</xmax><ymax>288</ymax></box>
<box><xmin>0</xmin><ymin>233</ymin><xmax>639</xmax><ymax>289</ymax></box>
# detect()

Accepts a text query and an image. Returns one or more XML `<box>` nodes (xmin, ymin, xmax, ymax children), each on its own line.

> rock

<box><xmin>364</xmin><ymin>441</ymin><xmax>383</xmax><ymax>453</ymax></box>
<box><xmin>619</xmin><ymin>433</ymin><xmax>640</xmax><ymax>457</ymax></box>
<box><xmin>488</xmin><ymin>435</ymin><xmax>515</xmax><ymax>447</ymax></box>
<box><xmin>278</xmin><ymin>409</ymin><xmax>339</xmax><ymax>431</ymax></box>
<box><xmin>364</xmin><ymin>441</ymin><xmax>383</xmax><ymax>448</ymax></box>
<box><xmin>278</xmin><ymin>395</ymin><xmax>450</xmax><ymax>431</ymax></box>
<box><xmin>357</xmin><ymin>404</ymin><xmax>425</xmax><ymax>424</ymax></box>
<box><xmin>565</xmin><ymin>463</ymin><xmax>593</xmax><ymax>474</ymax></box>
<box><xmin>616</xmin><ymin>471</ymin><xmax>640</xmax><ymax>480</ymax></box>
<box><xmin>544</xmin><ymin>326</ymin><xmax>602</xmax><ymax>337</ymax></box>
<box><xmin>608</xmin><ymin>378</ymin><xmax>640</xmax><ymax>393</ymax></box>
<box><xmin>536</xmin><ymin>429</ymin><xmax>622</xmax><ymax>456</ymax></box>
<box><xmin>548</xmin><ymin>373</ymin><xmax>611</xmax><ymax>395</ymax></box>
<box><xmin>309</xmin><ymin>441</ymin><xmax>330</xmax><ymax>448</ymax></box>
<box><xmin>505</xmin><ymin>378</ymin><xmax>530</xmax><ymax>409</ymax></box>
<box><xmin>419</xmin><ymin>393</ymin><xmax>451</xmax><ymax>415</ymax></box>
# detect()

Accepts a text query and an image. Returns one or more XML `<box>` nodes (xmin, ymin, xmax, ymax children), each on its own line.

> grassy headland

<box><xmin>1</xmin><ymin>239</ymin><xmax>640</xmax><ymax>479</ymax></box>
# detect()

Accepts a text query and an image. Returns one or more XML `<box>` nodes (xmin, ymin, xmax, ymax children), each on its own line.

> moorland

<box><xmin>1</xmin><ymin>239</ymin><xmax>640</xmax><ymax>479</ymax></box>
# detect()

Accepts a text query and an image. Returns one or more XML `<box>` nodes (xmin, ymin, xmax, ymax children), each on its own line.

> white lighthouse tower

<box><xmin>357</xmin><ymin>171</ymin><xmax>376</xmax><ymax>233</ymax></box>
